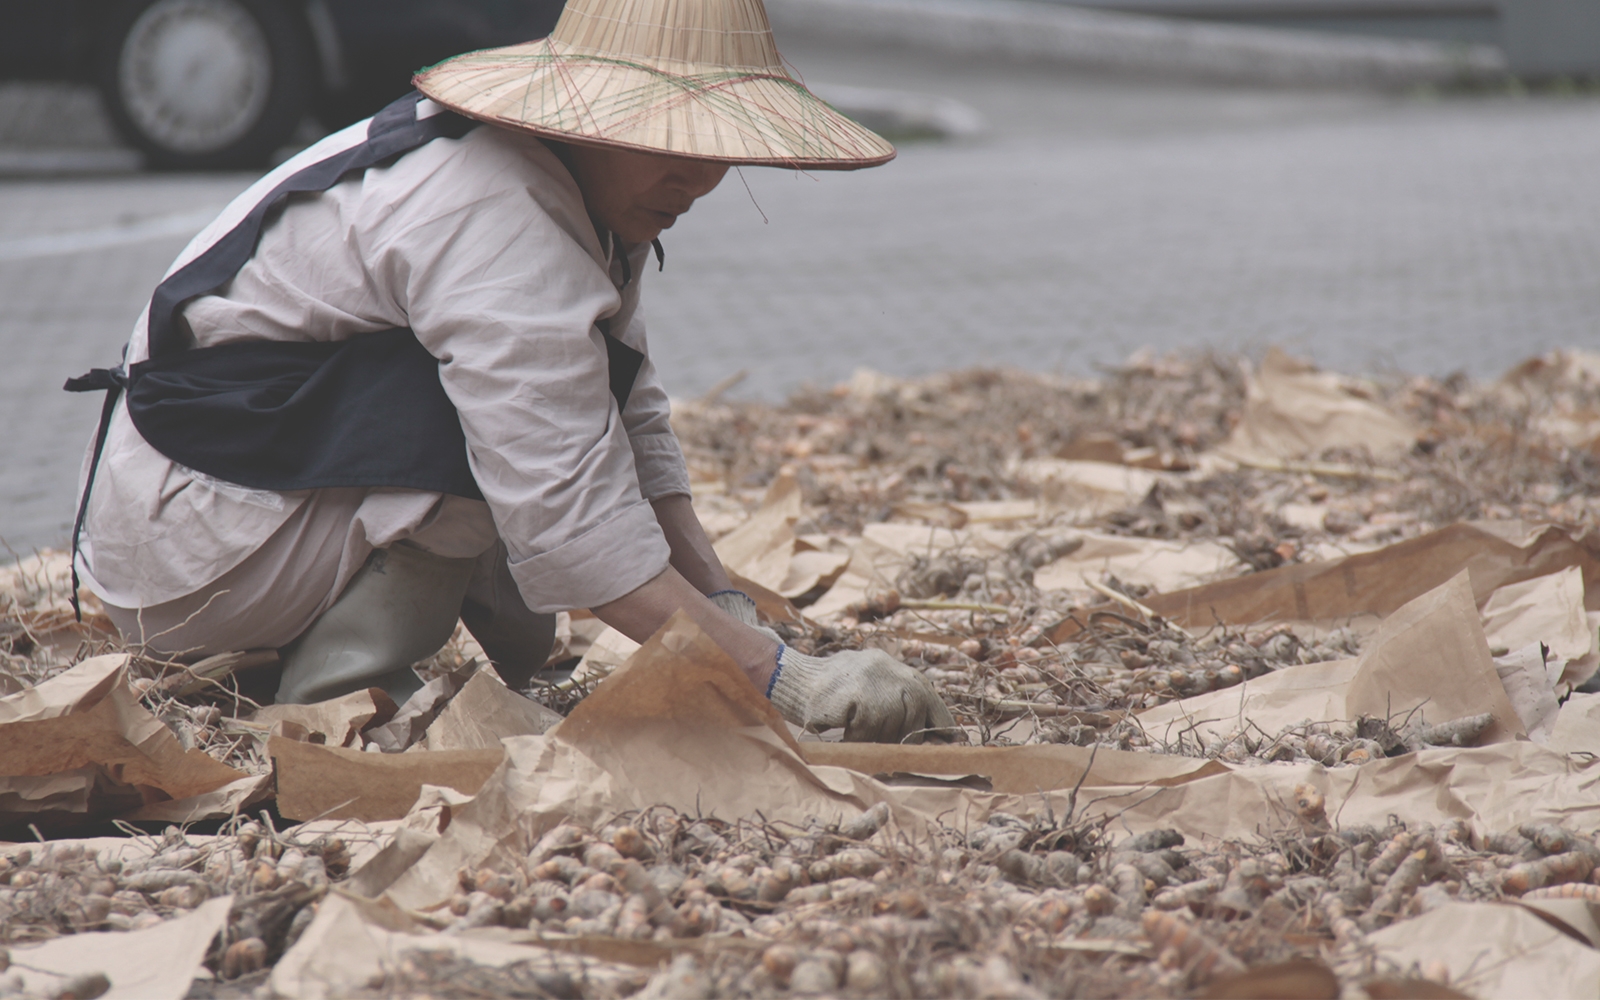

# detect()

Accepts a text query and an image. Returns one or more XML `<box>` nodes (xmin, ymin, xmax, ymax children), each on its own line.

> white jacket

<box><xmin>77</xmin><ymin>107</ymin><xmax>688</xmax><ymax>614</ymax></box>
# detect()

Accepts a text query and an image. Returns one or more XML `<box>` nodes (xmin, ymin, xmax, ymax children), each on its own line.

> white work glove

<box><xmin>709</xmin><ymin>589</ymin><xmax>780</xmax><ymax>642</ymax></box>
<box><xmin>770</xmin><ymin>646</ymin><xmax>959</xmax><ymax>745</ymax></box>
<box><xmin>709</xmin><ymin>589</ymin><xmax>958</xmax><ymax>744</ymax></box>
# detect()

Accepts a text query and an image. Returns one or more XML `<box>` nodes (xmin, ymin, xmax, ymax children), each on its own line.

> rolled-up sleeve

<box><xmin>365</xmin><ymin>135</ymin><xmax>671</xmax><ymax>612</ymax></box>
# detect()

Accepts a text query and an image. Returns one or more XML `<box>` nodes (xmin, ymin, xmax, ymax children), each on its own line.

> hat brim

<box><xmin>414</xmin><ymin>40</ymin><xmax>896</xmax><ymax>170</ymax></box>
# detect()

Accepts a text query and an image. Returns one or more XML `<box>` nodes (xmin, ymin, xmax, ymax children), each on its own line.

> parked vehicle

<box><xmin>0</xmin><ymin>0</ymin><xmax>565</xmax><ymax>168</ymax></box>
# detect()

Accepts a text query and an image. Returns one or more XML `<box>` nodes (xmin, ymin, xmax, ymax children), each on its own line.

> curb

<box><xmin>0</xmin><ymin>148</ymin><xmax>142</xmax><ymax>178</ymax></box>
<box><xmin>767</xmin><ymin>0</ymin><xmax>1510</xmax><ymax>88</ymax></box>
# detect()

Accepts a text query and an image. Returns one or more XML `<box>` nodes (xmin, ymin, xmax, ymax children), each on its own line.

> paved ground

<box><xmin>2</xmin><ymin>37</ymin><xmax>1598</xmax><ymax>552</ymax></box>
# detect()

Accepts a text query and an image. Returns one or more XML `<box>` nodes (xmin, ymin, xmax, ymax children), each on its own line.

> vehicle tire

<box><xmin>97</xmin><ymin>0</ymin><xmax>313</xmax><ymax>170</ymax></box>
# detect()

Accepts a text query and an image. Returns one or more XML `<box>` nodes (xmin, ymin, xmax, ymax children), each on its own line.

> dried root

<box><xmin>1520</xmin><ymin>883</ymin><xmax>1600</xmax><ymax>902</ymax></box>
<box><xmin>1143</xmin><ymin>909</ymin><xmax>1245</xmax><ymax>985</ymax></box>
<box><xmin>1413</xmin><ymin>712</ymin><xmax>1495</xmax><ymax>749</ymax></box>
<box><xmin>1501</xmin><ymin>851</ymin><xmax>1597</xmax><ymax>896</ymax></box>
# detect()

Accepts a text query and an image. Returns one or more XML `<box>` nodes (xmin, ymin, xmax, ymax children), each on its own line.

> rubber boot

<box><xmin>275</xmin><ymin>543</ymin><xmax>476</xmax><ymax>705</ymax></box>
<box><xmin>459</xmin><ymin>542</ymin><xmax>557</xmax><ymax>691</ymax></box>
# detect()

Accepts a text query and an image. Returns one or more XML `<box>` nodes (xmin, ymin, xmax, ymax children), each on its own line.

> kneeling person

<box><xmin>68</xmin><ymin>0</ymin><xmax>955</xmax><ymax>745</ymax></box>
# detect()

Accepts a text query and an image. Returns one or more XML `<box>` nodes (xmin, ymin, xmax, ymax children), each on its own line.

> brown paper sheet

<box><xmin>1481</xmin><ymin>565</ymin><xmax>1599</xmax><ymax>687</ymax></box>
<box><xmin>1517</xmin><ymin>897</ymin><xmax>1600</xmax><ymax>950</ymax></box>
<box><xmin>798</xmin><ymin>742</ymin><xmax>1227</xmax><ymax>794</ymax></box>
<box><xmin>1365</xmin><ymin>901</ymin><xmax>1600</xmax><ymax>999</ymax></box>
<box><xmin>1213</xmin><ymin>347</ymin><xmax>1417</xmax><ymax>465</ymax></box>
<box><xmin>726</xmin><ymin>570</ymin><xmax>809</xmax><ymax>626</ymax></box>
<box><xmin>1031</xmin><ymin>531</ymin><xmax>1242</xmax><ymax>595</ymax></box>
<box><xmin>1547</xmin><ymin>692</ymin><xmax>1600</xmax><ymax>757</ymax></box>
<box><xmin>1012</xmin><ymin>459</ymin><xmax>1166</xmax><ymax>517</ymax></box>
<box><xmin>1135</xmin><ymin>658</ymin><xmax>1360</xmax><ymax>745</ymax></box>
<box><xmin>347</xmin><ymin>826</ymin><xmax>443</xmax><ymax>898</ymax></box>
<box><xmin>0</xmin><ymin>655</ymin><xmax>244</xmax><ymax>807</ymax></box>
<box><xmin>1344</xmin><ymin>571</ymin><xmax>1523</xmax><ymax>740</ymax></box>
<box><xmin>365</xmin><ymin>668</ymin><xmax>474</xmax><ymax>752</ymax></box>
<box><xmin>5</xmin><ymin>895</ymin><xmax>233</xmax><ymax>1000</ymax></box>
<box><xmin>572</xmin><ymin>625</ymin><xmax>642</xmax><ymax>680</ymax></box>
<box><xmin>780</xmin><ymin>545</ymin><xmax>851</xmax><ymax>601</ymax></box>
<box><xmin>420</xmin><ymin>668</ymin><xmax>563</xmax><ymax>751</ymax></box>
<box><xmin>1492</xmin><ymin>644</ymin><xmax>1562</xmax><ymax>743</ymax></box>
<box><xmin>0</xmin><ymin>768</ymin><xmax>102</xmax><ymax>817</ymax></box>
<box><xmin>272</xmin><ymin>891</ymin><xmax>641</xmax><ymax>1000</ymax></box>
<box><xmin>555</xmin><ymin>611</ymin><xmax>801</xmax><ymax>751</ymax></box>
<box><xmin>1145</xmin><ymin>521</ymin><xmax>1600</xmax><ymax>628</ymax></box>
<box><xmin>270</xmin><ymin>735</ymin><xmax>504</xmax><ymax>822</ymax></box>
<box><xmin>249</xmin><ymin>688</ymin><xmax>395</xmax><ymax>748</ymax></box>
<box><xmin>1097</xmin><ymin>739</ymin><xmax>1600</xmax><ymax>842</ymax></box>
<box><xmin>711</xmin><ymin>469</ymin><xmax>802</xmax><ymax>594</ymax></box>
<box><xmin>0</xmin><ymin>652</ymin><xmax>124</xmax><ymax>723</ymax></box>
<box><xmin>1139</xmin><ymin>573</ymin><xmax>1540</xmax><ymax>746</ymax></box>
<box><xmin>121</xmin><ymin>773</ymin><xmax>273</xmax><ymax>824</ymax></box>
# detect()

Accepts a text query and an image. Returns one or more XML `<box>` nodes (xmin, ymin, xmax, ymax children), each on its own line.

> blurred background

<box><xmin>1</xmin><ymin>0</ymin><xmax>1597</xmax><ymax>552</ymax></box>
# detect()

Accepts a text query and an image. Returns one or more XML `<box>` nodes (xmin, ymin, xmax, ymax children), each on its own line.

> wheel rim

<box><xmin>118</xmin><ymin>0</ymin><xmax>274</xmax><ymax>155</ymax></box>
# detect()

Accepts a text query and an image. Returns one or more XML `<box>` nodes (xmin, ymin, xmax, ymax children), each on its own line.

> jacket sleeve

<box><xmin>614</xmin><ymin>248</ymin><xmax>692</xmax><ymax>501</ymax></box>
<box><xmin>363</xmin><ymin>135</ymin><xmax>671</xmax><ymax>613</ymax></box>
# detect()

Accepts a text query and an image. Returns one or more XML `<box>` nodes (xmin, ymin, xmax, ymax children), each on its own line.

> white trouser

<box><xmin>103</xmin><ymin>488</ymin><xmax>555</xmax><ymax>703</ymax></box>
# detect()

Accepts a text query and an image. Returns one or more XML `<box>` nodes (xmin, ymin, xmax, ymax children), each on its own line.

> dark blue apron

<box><xmin>64</xmin><ymin>92</ymin><xmax>648</xmax><ymax>618</ymax></box>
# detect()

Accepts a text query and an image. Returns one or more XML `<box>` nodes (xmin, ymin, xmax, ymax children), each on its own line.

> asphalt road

<box><xmin>2</xmin><ymin>35</ymin><xmax>1598</xmax><ymax>552</ymax></box>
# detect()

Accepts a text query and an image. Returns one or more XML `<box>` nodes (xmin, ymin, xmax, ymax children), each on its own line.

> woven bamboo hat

<box><xmin>413</xmin><ymin>0</ymin><xmax>895</xmax><ymax>170</ymax></box>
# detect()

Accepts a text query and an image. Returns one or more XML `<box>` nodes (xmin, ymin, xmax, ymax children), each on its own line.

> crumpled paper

<box><xmin>1101</xmin><ymin>738</ymin><xmax>1600</xmax><ymax>843</ymax></box>
<box><xmin>1481</xmin><ymin>564</ymin><xmax>1599</xmax><ymax>687</ymax></box>
<box><xmin>249</xmin><ymin>687</ymin><xmax>396</xmax><ymax>748</ymax></box>
<box><xmin>1214</xmin><ymin>347</ymin><xmax>1417</xmax><ymax>465</ymax></box>
<box><xmin>1343</xmin><ymin>570</ymin><xmax>1525</xmax><ymax>743</ymax></box>
<box><xmin>807</xmin><ymin>522</ymin><xmax>1001</xmax><ymax>618</ymax></box>
<box><xmin>418</xmin><ymin>667</ymin><xmax>563</xmax><ymax>751</ymax></box>
<box><xmin>1010</xmin><ymin>458</ymin><xmax>1166</xmax><ymax>518</ymax></box>
<box><xmin>1366</xmin><ymin>901</ymin><xmax>1600</xmax><ymax>998</ymax></box>
<box><xmin>711</xmin><ymin>470</ymin><xmax>850</xmax><ymax>599</ymax></box>
<box><xmin>1139</xmin><ymin>571</ymin><xmax>1541</xmax><ymax>745</ymax></box>
<box><xmin>0</xmin><ymin>655</ymin><xmax>245</xmax><ymax>829</ymax></box>
<box><xmin>270</xmin><ymin>735</ymin><xmax>504</xmax><ymax>822</ymax></box>
<box><xmin>271</xmin><ymin>891</ymin><xmax>640</xmax><ymax>1000</ymax></box>
<box><xmin>1147</xmin><ymin>520</ymin><xmax>1600</xmax><ymax>628</ymax></box>
<box><xmin>1136</xmin><ymin>657</ymin><xmax>1360</xmax><ymax>746</ymax></box>
<box><xmin>1491</xmin><ymin>643</ymin><xmax>1563</xmax><ymax>743</ymax></box>
<box><xmin>807</xmin><ymin>519</ymin><xmax>1233</xmax><ymax>618</ymax></box>
<box><xmin>121</xmin><ymin>772</ymin><xmax>273</xmax><ymax>824</ymax></box>
<box><xmin>366</xmin><ymin>666</ymin><xmax>477</xmax><ymax>752</ymax></box>
<box><xmin>1547</xmin><ymin>692</ymin><xmax>1600</xmax><ymax>756</ymax></box>
<box><xmin>1030</xmin><ymin>531</ymin><xmax>1242</xmax><ymax>595</ymax></box>
<box><xmin>4</xmin><ymin>895</ymin><xmax>232</xmax><ymax>1000</ymax></box>
<box><xmin>799</xmin><ymin>740</ymin><xmax>1226</xmax><ymax>794</ymax></box>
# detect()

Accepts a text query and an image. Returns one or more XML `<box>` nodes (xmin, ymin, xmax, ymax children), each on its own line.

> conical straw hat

<box><xmin>413</xmin><ymin>0</ymin><xmax>895</xmax><ymax>169</ymax></box>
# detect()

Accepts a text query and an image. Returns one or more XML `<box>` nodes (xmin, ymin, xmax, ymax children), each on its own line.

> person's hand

<box><xmin>709</xmin><ymin>589</ymin><xmax>780</xmax><ymax>643</ymax></box>
<box><xmin>768</xmin><ymin>647</ymin><xmax>959</xmax><ymax>744</ymax></box>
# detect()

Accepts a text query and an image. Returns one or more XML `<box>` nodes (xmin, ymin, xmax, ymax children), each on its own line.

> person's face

<box><xmin>561</xmin><ymin>143</ymin><xmax>729</xmax><ymax>244</ymax></box>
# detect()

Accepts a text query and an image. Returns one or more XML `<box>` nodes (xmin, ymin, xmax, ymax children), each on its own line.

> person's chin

<box><xmin>644</xmin><ymin>209</ymin><xmax>679</xmax><ymax>236</ymax></box>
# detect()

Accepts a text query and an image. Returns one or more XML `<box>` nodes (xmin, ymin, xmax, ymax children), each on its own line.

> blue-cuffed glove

<box><xmin>709</xmin><ymin>589</ymin><xmax>780</xmax><ymax>643</ymax></box>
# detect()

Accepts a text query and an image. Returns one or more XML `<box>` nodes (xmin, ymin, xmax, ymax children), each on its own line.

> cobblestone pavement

<box><xmin>2</xmin><ymin>38</ymin><xmax>1598</xmax><ymax>551</ymax></box>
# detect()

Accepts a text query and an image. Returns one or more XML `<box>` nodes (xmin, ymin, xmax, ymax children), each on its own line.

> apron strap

<box><xmin>62</xmin><ymin>365</ymin><xmax>127</xmax><ymax>621</ymax></box>
<box><xmin>146</xmin><ymin>93</ymin><xmax>475</xmax><ymax>359</ymax></box>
